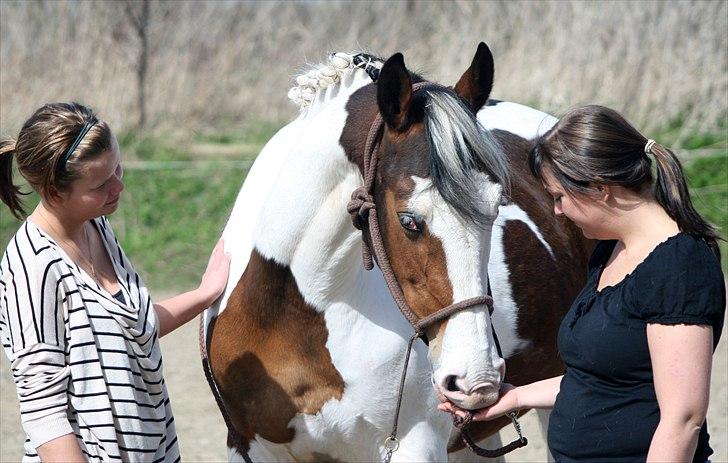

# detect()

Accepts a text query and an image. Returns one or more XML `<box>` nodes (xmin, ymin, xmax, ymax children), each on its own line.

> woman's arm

<box><xmin>154</xmin><ymin>239</ymin><xmax>230</xmax><ymax>337</ymax></box>
<box><xmin>439</xmin><ymin>375</ymin><xmax>563</xmax><ymax>421</ymax></box>
<box><xmin>36</xmin><ymin>433</ymin><xmax>86</xmax><ymax>462</ymax></box>
<box><xmin>646</xmin><ymin>323</ymin><xmax>713</xmax><ymax>463</ymax></box>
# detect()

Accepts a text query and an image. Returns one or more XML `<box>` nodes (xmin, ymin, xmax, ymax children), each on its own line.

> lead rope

<box><xmin>383</xmin><ymin>331</ymin><xmax>423</xmax><ymax>463</ymax></box>
<box><xmin>199</xmin><ymin>317</ymin><xmax>254</xmax><ymax>463</ymax></box>
<box><xmin>347</xmin><ymin>81</ymin><xmax>526</xmax><ymax>461</ymax></box>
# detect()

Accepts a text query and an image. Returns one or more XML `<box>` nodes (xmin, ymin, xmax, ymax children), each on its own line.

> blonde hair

<box><xmin>0</xmin><ymin>102</ymin><xmax>112</xmax><ymax>219</ymax></box>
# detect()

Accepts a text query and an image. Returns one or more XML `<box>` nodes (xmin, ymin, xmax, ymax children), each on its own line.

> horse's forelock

<box><xmin>422</xmin><ymin>90</ymin><xmax>510</xmax><ymax>227</ymax></box>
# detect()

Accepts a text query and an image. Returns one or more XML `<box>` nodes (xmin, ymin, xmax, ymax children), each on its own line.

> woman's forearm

<box><xmin>515</xmin><ymin>375</ymin><xmax>563</xmax><ymax>409</ymax></box>
<box><xmin>36</xmin><ymin>433</ymin><xmax>86</xmax><ymax>462</ymax></box>
<box><xmin>647</xmin><ymin>417</ymin><xmax>701</xmax><ymax>462</ymax></box>
<box><xmin>154</xmin><ymin>288</ymin><xmax>216</xmax><ymax>337</ymax></box>
<box><xmin>458</xmin><ymin>375</ymin><xmax>564</xmax><ymax>421</ymax></box>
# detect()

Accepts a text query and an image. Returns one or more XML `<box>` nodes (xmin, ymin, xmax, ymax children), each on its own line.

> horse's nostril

<box><xmin>445</xmin><ymin>375</ymin><xmax>459</xmax><ymax>392</ymax></box>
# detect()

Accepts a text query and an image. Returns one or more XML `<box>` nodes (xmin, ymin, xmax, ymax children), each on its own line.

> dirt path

<box><xmin>2</xmin><ymin>319</ymin><xmax>726</xmax><ymax>462</ymax></box>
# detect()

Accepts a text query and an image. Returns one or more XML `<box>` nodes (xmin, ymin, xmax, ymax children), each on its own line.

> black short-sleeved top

<box><xmin>548</xmin><ymin>233</ymin><xmax>725</xmax><ymax>462</ymax></box>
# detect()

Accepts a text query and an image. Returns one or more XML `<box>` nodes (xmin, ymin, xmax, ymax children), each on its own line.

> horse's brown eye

<box><xmin>398</xmin><ymin>213</ymin><xmax>421</xmax><ymax>233</ymax></box>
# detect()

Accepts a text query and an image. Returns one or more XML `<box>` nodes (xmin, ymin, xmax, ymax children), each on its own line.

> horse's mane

<box><xmin>287</xmin><ymin>52</ymin><xmax>383</xmax><ymax>110</ymax></box>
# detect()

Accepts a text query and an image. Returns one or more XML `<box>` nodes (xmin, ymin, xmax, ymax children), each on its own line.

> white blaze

<box><xmin>407</xmin><ymin>176</ymin><xmax>505</xmax><ymax>409</ymax></box>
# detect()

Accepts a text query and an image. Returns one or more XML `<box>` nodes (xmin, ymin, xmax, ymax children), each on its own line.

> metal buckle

<box><xmin>383</xmin><ymin>435</ymin><xmax>399</xmax><ymax>452</ymax></box>
<box><xmin>507</xmin><ymin>410</ymin><xmax>526</xmax><ymax>443</ymax></box>
<box><xmin>382</xmin><ymin>435</ymin><xmax>400</xmax><ymax>463</ymax></box>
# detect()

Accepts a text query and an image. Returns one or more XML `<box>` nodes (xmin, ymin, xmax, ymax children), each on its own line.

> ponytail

<box><xmin>649</xmin><ymin>142</ymin><xmax>722</xmax><ymax>259</ymax></box>
<box><xmin>0</xmin><ymin>139</ymin><xmax>27</xmax><ymax>220</ymax></box>
<box><xmin>531</xmin><ymin>105</ymin><xmax>723</xmax><ymax>261</ymax></box>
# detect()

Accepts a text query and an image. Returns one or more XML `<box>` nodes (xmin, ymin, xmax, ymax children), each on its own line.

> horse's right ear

<box><xmin>454</xmin><ymin>42</ymin><xmax>494</xmax><ymax>113</ymax></box>
<box><xmin>377</xmin><ymin>53</ymin><xmax>413</xmax><ymax>131</ymax></box>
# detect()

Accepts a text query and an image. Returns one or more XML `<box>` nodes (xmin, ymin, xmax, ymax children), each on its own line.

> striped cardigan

<box><xmin>1</xmin><ymin>217</ymin><xmax>180</xmax><ymax>462</ymax></box>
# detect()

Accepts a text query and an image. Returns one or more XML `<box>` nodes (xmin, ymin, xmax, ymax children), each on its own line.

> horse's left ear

<box><xmin>454</xmin><ymin>42</ymin><xmax>494</xmax><ymax>113</ymax></box>
<box><xmin>377</xmin><ymin>53</ymin><xmax>413</xmax><ymax>131</ymax></box>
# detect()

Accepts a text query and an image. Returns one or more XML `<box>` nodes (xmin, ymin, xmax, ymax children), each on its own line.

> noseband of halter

<box><xmin>346</xmin><ymin>81</ymin><xmax>493</xmax><ymax>332</ymax></box>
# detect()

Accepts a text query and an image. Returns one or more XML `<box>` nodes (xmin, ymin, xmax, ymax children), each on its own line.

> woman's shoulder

<box><xmin>1</xmin><ymin>222</ymin><xmax>75</xmax><ymax>309</ymax></box>
<box><xmin>643</xmin><ymin>233</ymin><xmax>722</xmax><ymax>279</ymax></box>
<box><xmin>628</xmin><ymin>233</ymin><xmax>725</xmax><ymax>332</ymax></box>
<box><xmin>2</xmin><ymin>221</ymin><xmax>65</xmax><ymax>276</ymax></box>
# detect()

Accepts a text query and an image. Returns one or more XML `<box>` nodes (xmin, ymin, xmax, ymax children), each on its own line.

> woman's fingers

<box><xmin>200</xmin><ymin>239</ymin><xmax>231</xmax><ymax>299</ymax></box>
<box><xmin>438</xmin><ymin>384</ymin><xmax>519</xmax><ymax>422</ymax></box>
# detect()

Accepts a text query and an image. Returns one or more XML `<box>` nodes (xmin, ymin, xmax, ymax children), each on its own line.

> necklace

<box><xmin>37</xmin><ymin>211</ymin><xmax>97</xmax><ymax>279</ymax></box>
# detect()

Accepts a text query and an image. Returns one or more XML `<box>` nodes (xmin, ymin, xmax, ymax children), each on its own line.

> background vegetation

<box><xmin>1</xmin><ymin>1</ymin><xmax>726</xmax><ymax>291</ymax></box>
<box><xmin>1</xmin><ymin>127</ymin><xmax>725</xmax><ymax>292</ymax></box>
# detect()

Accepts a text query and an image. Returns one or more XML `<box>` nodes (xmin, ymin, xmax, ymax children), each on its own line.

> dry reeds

<box><xmin>1</xmin><ymin>0</ymin><xmax>726</xmax><ymax>146</ymax></box>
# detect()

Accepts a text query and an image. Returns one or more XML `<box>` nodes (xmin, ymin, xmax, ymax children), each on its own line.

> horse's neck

<box><xmin>220</xmin><ymin>69</ymin><xmax>375</xmax><ymax>311</ymax></box>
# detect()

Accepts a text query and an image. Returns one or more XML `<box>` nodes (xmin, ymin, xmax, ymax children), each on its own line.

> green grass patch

<box><xmin>649</xmin><ymin>113</ymin><xmax>728</xmax><ymax>150</ymax></box>
<box><xmin>192</xmin><ymin>120</ymin><xmax>281</xmax><ymax>147</ymax></box>
<box><xmin>117</xmin><ymin>130</ymin><xmax>194</xmax><ymax>162</ymax></box>
<box><xmin>684</xmin><ymin>154</ymin><xmax>728</xmax><ymax>269</ymax></box>
<box><xmin>108</xmin><ymin>165</ymin><xmax>245</xmax><ymax>291</ymax></box>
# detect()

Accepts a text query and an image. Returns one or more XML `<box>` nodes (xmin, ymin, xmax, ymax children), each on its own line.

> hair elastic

<box><xmin>58</xmin><ymin>116</ymin><xmax>98</xmax><ymax>171</ymax></box>
<box><xmin>644</xmin><ymin>139</ymin><xmax>656</xmax><ymax>154</ymax></box>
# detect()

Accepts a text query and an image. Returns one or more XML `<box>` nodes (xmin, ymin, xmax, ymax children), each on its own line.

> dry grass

<box><xmin>1</xmin><ymin>0</ymin><xmax>726</xmax><ymax>144</ymax></box>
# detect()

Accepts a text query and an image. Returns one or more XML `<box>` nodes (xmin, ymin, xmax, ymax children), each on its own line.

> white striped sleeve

<box><xmin>2</xmin><ymin>234</ymin><xmax>68</xmax><ymax>350</ymax></box>
<box><xmin>10</xmin><ymin>343</ymin><xmax>73</xmax><ymax>447</ymax></box>
<box><xmin>1</xmin><ymin>236</ymin><xmax>73</xmax><ymax>447</ymax></box>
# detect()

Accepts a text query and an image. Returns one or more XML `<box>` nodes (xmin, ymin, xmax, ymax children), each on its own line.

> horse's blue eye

<box><xmin>398</xmin><ymin>214</ymin><xmax>420</xmax><ymax>232</ymax></box>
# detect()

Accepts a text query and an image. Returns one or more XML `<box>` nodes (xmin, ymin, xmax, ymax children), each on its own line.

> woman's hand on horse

<box><xmin>437</xmin><ymin>383</ymin><xmax>519</xmax><ymax>421</ymax></box>
<box><xmin>199</xmin><ymin>238</ymin><xmax>231</xmax><ymax>305</ymax></box>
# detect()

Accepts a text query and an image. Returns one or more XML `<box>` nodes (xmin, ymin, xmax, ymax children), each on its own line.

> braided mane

<box><xmin>287</xmin><ymin>52</ymin><xmax>383</xmax><ymax>110</ymax></box>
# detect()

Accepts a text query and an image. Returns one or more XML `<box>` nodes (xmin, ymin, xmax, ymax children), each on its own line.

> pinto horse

<box><xmin>203</xmin><ymin>43</ymin><xmax>590</xmax><ymax>462</ymax></box>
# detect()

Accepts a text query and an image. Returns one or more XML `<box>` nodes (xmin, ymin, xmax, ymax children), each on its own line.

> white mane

<box><xmin>287</xmin><ymin>52</ymin><xmax>383</xmax><ymax>110</ymax></box>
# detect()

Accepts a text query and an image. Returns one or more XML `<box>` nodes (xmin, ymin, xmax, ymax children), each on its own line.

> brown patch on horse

<box><xmin>340</xmin><ymin>83</ymin><xmax>379</xmax><ymax>172</ymax></box>
<box><xmin>208</xmin><ymin>249</ymin><xmax>345</xmax><ymax>453</ymax></box>
<box><xmin>493</xmin><ymin>131</ymin><xmax>592</xmax><ymax>384</ymax></box>
<box><xmin>449</xmin><ymin>130</ymin><xmax>592</xmax><ymax>451</ymax></box>
<box><xmin>380</xmin><ymin>188</ymin><xmax>454</xmax><ymax>317</ymax></box>
<box><xmin>339</xmin><ymin>79</ymin><xmax>428</xmax><ymax>173</ymax></box>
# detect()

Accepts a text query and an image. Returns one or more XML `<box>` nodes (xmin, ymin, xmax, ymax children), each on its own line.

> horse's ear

<box><xmin>454</xmin><ymin>42</ymin><xmax>494</xmax><ymax>113</ymax></box>
<box><xmin>377</xmin><ymin>53</ymin><xmax>413</xmax><ymax>131</ymax></box>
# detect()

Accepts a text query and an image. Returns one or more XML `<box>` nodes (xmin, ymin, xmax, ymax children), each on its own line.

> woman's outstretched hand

<box><xmin>198</xmin><ymin>238</ymin><xmax>231</xmax><ymax>305</ymax></box>
<box><xmin>438</xmin><ymin>383</ymin><xmax>520</xmax><ymax>421</ymax></box>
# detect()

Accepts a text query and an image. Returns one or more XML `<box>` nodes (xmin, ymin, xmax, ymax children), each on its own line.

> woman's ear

<box><xmin>46</xmin><ymin>186</ymin><xmax>67</xmax><ymax>206</ymax></box>
<box><xmin>595</xmin><ymin>184</ymin><xmax>611</xmax><ymax>202</ymax></box>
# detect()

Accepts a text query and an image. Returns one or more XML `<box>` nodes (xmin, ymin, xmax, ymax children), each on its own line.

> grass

<box><xmin>1</xmin><ymin>124</ymin><xmax>726</xmax><ymax>293</ymax></box>
<box><xmin>684</xmin><ymin>155</ymin><xmax>728</xmax><ymax>265</ymax></box>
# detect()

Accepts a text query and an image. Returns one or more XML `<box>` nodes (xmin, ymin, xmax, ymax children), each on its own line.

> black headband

<box><xmin>58</xmin><ymin>116</ymin><xmax>98</xmax><ymax>172</ymax></box>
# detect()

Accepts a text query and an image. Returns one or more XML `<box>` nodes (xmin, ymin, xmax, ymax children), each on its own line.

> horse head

<box><xmin>346</xmin><ymin>43</ymin><xmax>510</xmax><ymax>410</ymax></box>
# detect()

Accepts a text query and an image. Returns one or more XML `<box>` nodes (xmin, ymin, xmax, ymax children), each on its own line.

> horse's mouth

<box><xmin>437</xmin><ymin>385</ymin><xmax>500</xmax><ymax>410</ymax></box>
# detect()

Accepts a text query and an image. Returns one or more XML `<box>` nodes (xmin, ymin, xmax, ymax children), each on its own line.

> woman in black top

<box><xmin>440</xmin><ymin>105</ymin><xmax>725</xmax><ymax>462</ymax></box>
